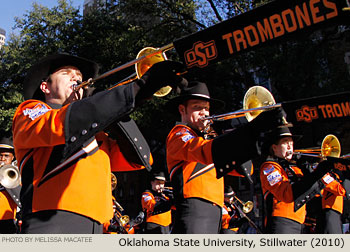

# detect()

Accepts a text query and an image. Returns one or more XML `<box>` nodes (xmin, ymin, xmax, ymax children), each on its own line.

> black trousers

<box><xmin>144</xmin><ymin>222</ymin><xmax>170</xmax><ymax>234</ymax></box>
<box><xmin>267</xmin><ymin>216</ymin><xmax>302</xmax><ymax>234</ymax></box>
<box><xmin>171</xmin><ymin>198</ymin><xmax>221</xmax><ymax>234</ymax></box>
<box><xmin>21</xmin><ymin>210</ymin><xmax>103</xmax><ymax>234</ymax></box>
<box><xmin>0</xmin><ymin>219</ymin><xmax>18</xmax><ymax>234</ymax></box>
<box><xmin>316</xmin><ymin>208</ymin><xmax>342</xmax><ymax>234</ymax></box>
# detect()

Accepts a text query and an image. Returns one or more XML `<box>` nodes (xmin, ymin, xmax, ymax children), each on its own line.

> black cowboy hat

<box><xmin>224</xmin><ymin>185</ymin><xmax>235</xmax><ymax>197</ymax></box>
<box><xmin>151</xmin><ymin>170</ymin><xmax>166</xmax><ymax>181</ymax></box>
<box><xmin>0</xmin><ymin>137</ymin><xmax>14</xmax><ymax>153</ymax></box>
<box><xmin>166</xmin><ymin>81</ymin><xmax>225</xmax><ymax>114</ymax></box>
<box><xmin>23</xmin><ymin>53</ymin><xmax>100</xmax><ymax>101</ymax></box>
<box><xmin>262</xmin><ymin>126</ymin><xmax>302</xmax><ymax>153</ymax></box>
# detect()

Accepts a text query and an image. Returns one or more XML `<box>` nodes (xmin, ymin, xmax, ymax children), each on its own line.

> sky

<box><xmin>0</xmin><ymin>0</ymin><xmax>84</xmax><ymax>37</ymax></box>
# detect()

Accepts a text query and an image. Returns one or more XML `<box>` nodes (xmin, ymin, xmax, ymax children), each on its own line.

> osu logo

<box><xmin>295</xmin><ymin>105</ymin><xmax>318</xmax><ymax>123</ymax></box>
<box><xmin>184</xmin><ymin>40</ymin><xmax>217</xmax><ymax>68</ymax></box>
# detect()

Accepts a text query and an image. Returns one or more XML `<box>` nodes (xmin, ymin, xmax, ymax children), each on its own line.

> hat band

<box><xmin>224</xmin><ymin>192</ymin><xmax>234</xmax><ymax>196</ymax></box>
<box><xmin>0</xmin><ymin>144</ymin><xmax>14</xmax><ymax>149</ymax></box>
<box><xmin>280</xmin><ymin>133</ymin><xmax>292</xmax><ymax>137</ymax></box>
<box><xmin>191</xmin><ymin>94</ymin><xmax>211</xmax><ymax>99</ymax></box>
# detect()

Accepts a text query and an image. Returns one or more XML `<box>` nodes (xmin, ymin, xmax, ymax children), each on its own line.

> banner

<box><xmin>173</xmin><ymin>0</ymin><xmax>350</xmax><ymax>69</ymax></box>
<box><xmin>281</xmin><ymin>91</ymin><xmax>350</xmax><ymax>125</ymax></box>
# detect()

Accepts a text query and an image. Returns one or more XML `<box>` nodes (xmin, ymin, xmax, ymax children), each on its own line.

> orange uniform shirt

<box><xmin>13</xmin><ymin>100</ymin><xmax>143</xmax><ymax>224</ymax></box>
<box><xmin>141</xmin><ymin>191</ymin><xmax>172</xmax><ymax>227</ymax></box>
<box><xmin>0</xmin><ymin>189</ymin><xmax>17</xmax><ymax>220</ymax></box>
<box><xmin>260</xmin><ymin>161</ymin><xmax>306</xmax><ymax>224</ymax></box>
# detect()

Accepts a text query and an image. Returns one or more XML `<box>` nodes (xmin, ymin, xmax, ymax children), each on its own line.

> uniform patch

<box><xmin>267</xmin><ymin>170</ymin><xmax>282</xmax><ymax>186</ymax></box>
<box><xmin>181</xmin><ymin>134</ymin><xmax>195</xmax><ymax>143</ymax></box>
<box><xmin>263</xmin><ymin>164</ymin><xmax>275</xmax><ymax>175</ymax></box>
<box><xmin>322</xmin><ymin>174</ymin><xmax>334</xmax><ymax>184</ymax></box>
<box><xmin>23</xmin><ymin>103</ymin><xmax>50</xmax><ymax>120</ymax></box>
<box><xmin>142</xmin><ymin>195</ymin><xmax>152</xmax><ymax>202</ymax></box>
<box><xmin>222</xmin><ymin>207</ymin><xmax>228</xmax><ymax>215</ymax></box>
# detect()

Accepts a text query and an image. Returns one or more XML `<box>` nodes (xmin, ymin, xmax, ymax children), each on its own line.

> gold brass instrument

<box><xmin>231</xmin><ymin>196</ymin><xmax>263</xmax><ymax>234</ymax></box>
<box><xmin>233</xmin><ymin>196</ymin><xmax>253</xmax><ymax>214</ymax></box>
<box><xmin>0</xmin><ymin>163</ymin><xmax>21</xmax><ymax>189</ymax></box>
<box><xmin>294</xmin><ymin>134</ymin><xmax>341</xmax><ymax>159</ymax></box>
<box><xmin>111</xmin><ymin>173</ymin><xmax>117</xmax><ymax>191</ymax></box>
<box><xmin>73</xmin><ymin>43</ymin><xmax>175</xmax><ymax>97</ymax></box>
<box><xmin>203</xmin><ymin>86</ymin><xmax>282</xmax><ymax>122</ymax></box>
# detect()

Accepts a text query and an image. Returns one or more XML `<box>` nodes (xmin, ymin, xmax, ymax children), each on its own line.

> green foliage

<box><xmin>0</xmin><ymin>0</ymin><xmax>349</xmax><ymax>150</ymax></box>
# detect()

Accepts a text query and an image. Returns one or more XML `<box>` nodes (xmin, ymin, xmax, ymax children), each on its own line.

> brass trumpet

<box><xmin>294</xmin><ymin>134</ymin><xmax>341</xmax><ymax>159</ymax></box>
<box><xmin>73</xmin><ymin>44</ymin><xmax>175</xmax><ymax>97</ymax></box>
<box><xmin>0</xmin><ymin>163</ymin><xmax>21</xmax><ymax>189</ymax></box>
<box><xmin>202</xmin><ymin>86</ymin><xmax>282</xmax><ymax>122</ymax></box>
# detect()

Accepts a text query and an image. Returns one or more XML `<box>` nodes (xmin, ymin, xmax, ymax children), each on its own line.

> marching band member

<box><xmin>260</xmin><ymin>127</ymin><xmax>340</xmax><ymax>233</ymax></box>
<box><xmin>0</xmin><ymin>137</ymin><xmax>21</xmax><ymax>233</ymax></box>
<box><xmin>221</xmin><ymin>185</ymin><xmax>246</xmax><ymax>234</ymax></box>
<box><xmin>141</xmin><ymin>170</ymin><xmax>172</xmax><ymax>234</ymax></box>
<box><xmin>166</xmin><ymin>81</ymin><xmax>285</xmax><ymax>233</ymax></box>
<box><xmin>12</xmin><ymin>53</ymin><xmax>187</xmax><ymax>233</ymax></box>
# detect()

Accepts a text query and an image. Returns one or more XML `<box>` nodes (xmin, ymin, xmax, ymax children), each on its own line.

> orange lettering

<box><xmin>256</xmin><ymin>19</ymin><xmax>273</xmax><ymax>42</ymax></box>
<box><xmin>269</xmin><ymin>14</ymin><xmax>285</xmax><ymax>38</ymax></box>
<box><xmin>333</xmin><ymin>103</ymin><xmax>343</xmax><ymax>117</ymax></box>
<box><xmin>325</xmin><ymin>104</ymin><xmax>335</xmax><ymax>117</ymax></box>
<box><xmin>282</xmin><ymin>9</ymin><xmax>298</xmax><ymax>33</ymax></box>
<box><xmin>341</xmin><ymin>102</ymin><xmax>350</xmax><ymax>116</ymax></box>
<box><xmin>222</xmin><ymin>33</ymin><xmax>234</xmax><ymax>54</ymax></box>
<box><xmin>233</xmin><ymin>30</ymin><xmax>247</xmax><ymax>52</ymax></box>
<box><xmin>244</xmin><ymin>25</ymin><xmax>260</xmax><ymax>47</ymax></box>
<box><xmin>310</xmin><ymin>0</ymin><xmax>325</xmax><ymax>24</ymax></box>
<box><xmin>323</xmin><ymin>0</ymin><xmax>338</xmax><ymax>19</ymax></box>
<box><xmin>295</xmin><ymin>3</ymin><xmax>311</xmax><ymax>28</ymax></box>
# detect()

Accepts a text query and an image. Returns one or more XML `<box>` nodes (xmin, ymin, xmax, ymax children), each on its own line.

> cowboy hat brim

<box><xmin>166</xmin><ymin>94</ymin><xmax>225</xmax><ymax>114</ymax></box>
<box><xmin>23</xmin><ymin>53</ymin><xmax>99</xmax><ymax>100</ymax></box>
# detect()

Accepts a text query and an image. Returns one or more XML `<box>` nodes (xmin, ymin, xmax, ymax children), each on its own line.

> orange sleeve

<box><xmin>260</xmin><ymin>162</ymin><xmax>295</xmax><ymax>203</ymax></box>
<box><xmin>141</xmin><ymin>191</ymin><xmax>156</xmax><ymax>213</ymax></box>
<box><xmin>221</xmin><ymin>206</ymin><xmax>231</xmax><ymax>229</ymax></box>
<box><xmin>322</xmin><ymin>173</ymin><xmax>346</xmax><ymax>196</ymax></box>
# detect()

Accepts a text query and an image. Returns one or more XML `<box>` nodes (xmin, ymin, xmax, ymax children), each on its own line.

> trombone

<box><xmin>73</xmin><ymin>43</ymin><xmax>175</xmax><ymax>97</ymax></box>
<box><xmin>294</xmin><ymin>134</ymin><xmax>341</xmax><ymax>159</ymax></box>
<box><xmin>203</xmin><ymin>86</ymin><xmax>283</xmax><ymax>123</ymax></box>
<box><xmin>231</xmin><ymin>196</ymin><xmax>263</xmax><ymax>234</ymax></box>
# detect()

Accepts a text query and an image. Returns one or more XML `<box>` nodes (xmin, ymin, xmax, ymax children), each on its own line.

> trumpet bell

<box><xmin>119</xmin><ymin>215</ymin><xmax>130</xmax><ymax>226</ymax></box>
<box><xmin>243</xmin><ymin>86</ymin><xmax>276</xmax><ymax>122</ymax></box>
<box><xmin>111</xmin><ymin>173</ymin><xmax>117</xmax><ymax>191</ymax></box>
<box><xmin>0</xmin><ymin>164</ymin><xmax>21</xmax><ymax>189</ymax></box>
<box><xmin>321</xmin><ymin>134</ymin><xmax>341</xmax><ymax>158</ymax></box>
<box><xmin>135</xmin><ymin>47</ymin><xmax>172</xmax><ymax>97</ymax></box>
<box><xmin>242</xmin><ymin>201</ymin><xmax>254</xmax><ymax>214</ymax></box>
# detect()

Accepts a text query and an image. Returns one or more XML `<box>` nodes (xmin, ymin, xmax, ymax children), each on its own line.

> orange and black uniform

<box><xmin>260</xmin><ymin>158</ymin><xmax>335</xmax><ymax>234</ymax></box>
<box><xmin>141</xmin><ymin>190</ymin><xmax>172</xmax><ymax>233</ymax></box>
<box><xmin>315</xmin><ymin>173</ymin><xmax>345</xmax><ymax>234</ymax></box>
<box><xmin>13</xmin><ymin>84</ymin><xmax>149</xmax><ymax>233</ymax></box>
<box><xmin>166</xmin><ymin>124</ymin><xmax>249</xmax><ymax>234</ymax></box>
<box><xmin>0</xmin><ymin>185</ymin><xmax>18</xmax><ymax>233</ymax></box>
<box><xmin>221</xmin><ymin>203</ymin><xmax>243</xmax><ymax>234</ymax></box>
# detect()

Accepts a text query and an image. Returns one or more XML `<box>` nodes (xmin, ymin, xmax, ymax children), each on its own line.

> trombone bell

<box><xmin>111</xmin><ymin>173</ymin><xmax>118</xmax><ymax>191</ymax></box>
<box><xmin>0</xmin><ymin>164</ymin><xmax>21</xmax><ymax>189</ymax></box>
<box><xmin>321</xmin><ymin>134</ymin><xmax>341</xmax><ymax>158</ymax></box>
<box><xmin>243</xmin><ymin>86</ymin><xmax>276</xmax><ymax>122</ymax></box>
<box><xmin>242</xmin><ymin>201</ymin><xmax>254</xmax><ymax>214</ymax></box>
<box><xmin>135</xmin><ymin>47</ymin><xmax>172</xmax><ymax>97</ymax></box>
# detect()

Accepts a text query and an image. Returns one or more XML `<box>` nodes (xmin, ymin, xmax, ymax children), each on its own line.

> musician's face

<box><xmin>0</xmin><ymin>149</ymin><xmax>14</xmax><ymax>165</ymax></box>
<box><xmin>224</xmin><ymin>196</ymin><xmax>234</xmax><ymax>204</ymax></box>
<box><xmin>151</xmin><ymin>179</ymin><xmax>165</xmax><ymax>193</ymax></box>
<box><xmin>40</xmin><ymin>66</ymin><xmax>83</xmax><ymax>105</ymax></box>
<box><xmin>179</xmin><ymin>99</ymin><xmax>210</xmax><ymax>132</ymax></box>
<box><xmin>272</xmin><ymin>137</ymin><xmax>294</xmax><ymax>160</ymax></box>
